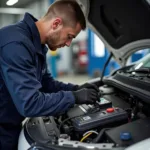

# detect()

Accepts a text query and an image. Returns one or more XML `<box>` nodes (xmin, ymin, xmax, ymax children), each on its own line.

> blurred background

<box><xmin>0</xmin><ymin>0</ymin><xmax>150</xmax><ymax>85</ymax></box>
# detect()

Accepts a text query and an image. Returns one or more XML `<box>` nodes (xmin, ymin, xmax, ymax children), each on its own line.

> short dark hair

<box><xmin>44</xmin><ymin>0</ymin><xmax>86</xmax><ymax>30</ymax></box>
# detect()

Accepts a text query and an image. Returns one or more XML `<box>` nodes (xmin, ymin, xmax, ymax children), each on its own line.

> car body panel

<box><xmin>77</xmin><ymin>0</ymin><xmax>150</xmax><ymax>66</ymax></box>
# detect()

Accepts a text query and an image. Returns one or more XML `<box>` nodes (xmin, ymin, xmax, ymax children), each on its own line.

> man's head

<box><xmin>36</xmin><ymin>0</ymin><xmax>86</xmax><ymax>50</ymax></box>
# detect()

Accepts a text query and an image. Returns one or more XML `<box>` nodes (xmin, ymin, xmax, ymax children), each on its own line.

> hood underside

<box><xmin>77</xmin><ymin>0</ymin><xmax>150</xmax><ymax>66</ymax></box>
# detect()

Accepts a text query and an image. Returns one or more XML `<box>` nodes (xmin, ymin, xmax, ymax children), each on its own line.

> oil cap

<box><xmin>106</xmin><ymin>108</ymin><xmax>114</xmax><ymax>113</ymax></box>
<box><xmin>120</xmin><ymin>132</ymin><xmax>132</xmax><ymax>141</ymax></box>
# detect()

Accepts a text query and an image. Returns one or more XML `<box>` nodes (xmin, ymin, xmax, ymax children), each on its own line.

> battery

<box><xmin>72</xmin><ymin>108</ymin><xmax>128</xmax><ymax>132</ymax></box>
<box><xmin>67</xmin><ymin>97</ymin><xmax>112</xmax><ymax>118</ymax></box>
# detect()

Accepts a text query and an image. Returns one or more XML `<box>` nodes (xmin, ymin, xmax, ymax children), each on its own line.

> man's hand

<box><xmin>72</xmin><ymin>88</ymin><xmax>99</xmax><ymax>104</ymax></box>
<box><xmin>77</xmin><ymin>83</ymin><xmax>99</xmax><ymax>92</ymax></box>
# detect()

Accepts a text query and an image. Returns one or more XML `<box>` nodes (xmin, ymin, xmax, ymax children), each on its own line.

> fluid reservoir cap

<box><xmin>120</xmin><ymin>132</ymin><xmax>132</xmax><ymax>141</ymax></box>
<box><xmin>106</xmin><ymin>108</ymin><xmax>114</xmax><ymax>113</ymax></box>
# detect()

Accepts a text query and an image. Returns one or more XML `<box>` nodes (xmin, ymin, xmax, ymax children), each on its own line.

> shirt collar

<box><xmin>23</xmin><ymin>13</ymin><xmax>48</xmax><ymax>55</ymax></box>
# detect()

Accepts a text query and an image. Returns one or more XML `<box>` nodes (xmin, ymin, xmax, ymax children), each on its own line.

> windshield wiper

<box><xmin>127</xmin><ymin>67</ymin><xmax>150</xmax><ymax>73</ymax></box>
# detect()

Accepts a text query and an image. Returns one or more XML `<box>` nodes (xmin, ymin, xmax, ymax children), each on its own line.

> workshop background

<box><xmin>0</xmin><ymin>0</ymin><xmax>149</xmax><ymax>84</ymax></box>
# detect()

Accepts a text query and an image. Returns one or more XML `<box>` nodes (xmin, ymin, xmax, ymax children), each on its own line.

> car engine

<box><xmin>23</xmin><ymin>81</ymin><xmax>150</xmax><ymax>149</ymax></box>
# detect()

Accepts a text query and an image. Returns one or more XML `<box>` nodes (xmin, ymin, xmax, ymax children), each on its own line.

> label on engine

<box><xmin>100</xmin><ymin>98</ymin><xmax>109</xmax><ymax>104</ymax></box>
<box><xmin>82</xmin><ymin>116</ymin><xmax>91</xmax><ymax>121</ymax></box>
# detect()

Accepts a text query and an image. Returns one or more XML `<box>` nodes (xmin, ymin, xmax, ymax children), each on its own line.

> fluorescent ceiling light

<box><xmin>6</xmin><ymin>0</ymin><xmax>19</xmax><ymax>6</ymax></box>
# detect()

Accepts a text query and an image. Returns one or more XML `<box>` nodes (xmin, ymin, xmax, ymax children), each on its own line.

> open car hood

<box><xmin>77</xmin><ymin>0</ymin><xmax>150</xmax><ymax>66</ymax></box>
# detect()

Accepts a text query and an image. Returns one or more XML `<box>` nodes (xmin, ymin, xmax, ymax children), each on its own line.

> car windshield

<box><xmin>133</xmin><ymin>53</ymin><xmax>150</xmax><ymax>70</ymax></box>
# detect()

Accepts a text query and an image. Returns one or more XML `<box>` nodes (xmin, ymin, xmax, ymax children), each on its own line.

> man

<box><xmin>0</xmin><ymin>1</ymin><xmax>99</xmax><ymax>149</ymax></box>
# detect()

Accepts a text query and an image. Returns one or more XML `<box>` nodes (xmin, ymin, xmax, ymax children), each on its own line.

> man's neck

<box><xmin>35</xmin><ymin>20</ymin><xmax>46</xmax><ymax>44</ymax></box>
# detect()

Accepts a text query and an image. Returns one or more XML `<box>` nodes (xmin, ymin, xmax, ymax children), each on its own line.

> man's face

<box><xmin>46</xmin><ymin>19</ymin><xmax>82</xmax><ymax>50</ymax></box>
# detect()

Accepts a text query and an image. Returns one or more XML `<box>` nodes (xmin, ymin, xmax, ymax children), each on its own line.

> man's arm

<box><xmin>41</xmin><ymin>69</ymin><xmax>78</xmax><ymax>93</ymax></box>
<box><xmin>41</xmin><ymin>69</ymin><xmax>99</xmax><ymax>93</ymax></box>
<box><xmin>0</xmin><ymin>42</ymin><xmax>75</xmax><ymax>117</ymax></box>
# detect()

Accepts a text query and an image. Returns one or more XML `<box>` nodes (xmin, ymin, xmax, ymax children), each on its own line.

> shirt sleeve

<box><xmin>0</xmin><ymin>42</ymin><xmax>75</xmax><ymax>117</ymax></box>
<box><xmin>41</xmin><ymin>69</ymin><xmax>78</xmax><ymax>93</ymax></box>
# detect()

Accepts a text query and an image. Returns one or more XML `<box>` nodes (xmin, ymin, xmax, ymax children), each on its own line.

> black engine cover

<box><xmin>25</xmin><ymin>116</ymin><xmax>59</xmax><ymax>144</ymax></box>
<box><xmin>105</xmin><ymin>118</ymin><xmax>150</xmax><ymax>147</ymax></box>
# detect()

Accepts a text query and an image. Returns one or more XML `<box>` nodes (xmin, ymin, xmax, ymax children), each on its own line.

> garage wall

<box><xmin>0</xmin><ymin>14</ymin><xmax>16</xmax><ymax>28</ymax></box>
<box><xmin>16</xmin><ymin>0</ymin><xmax>49</xmax><ymax>21</ymax></box>
<box><xmin>0</xmin><ymin>0</ymin><xmax>50</xmax><ymax>28</ymax></box>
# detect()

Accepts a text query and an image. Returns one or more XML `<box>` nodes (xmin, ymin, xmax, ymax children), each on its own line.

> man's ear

<box><xmin>52</xmin><ymin>18</ymin><xmax>63</xmax><ymax>30</ymax></box>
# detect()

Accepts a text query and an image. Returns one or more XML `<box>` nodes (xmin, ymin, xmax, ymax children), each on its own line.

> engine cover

<box><xmin>24</xmin><ymin>116</ymin><xmax>60</xmax><ymax>144</ymax></box>
<box><xmin>105</xmin><ymin>118</ymin><xmax>150</xmax><ymax>147</ymax></box>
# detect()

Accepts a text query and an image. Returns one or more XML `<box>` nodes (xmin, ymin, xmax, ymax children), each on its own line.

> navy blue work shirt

<box><xmin>0</xmin><ymin>13</ymin><xmax>76</xmax><ymax>150</ymax></box>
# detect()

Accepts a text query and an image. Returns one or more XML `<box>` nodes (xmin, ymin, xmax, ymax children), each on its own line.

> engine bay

<box><xmin>24</xmin><ymin>82</ymin><xmax>150</xmax><ymax>149</ymax></box>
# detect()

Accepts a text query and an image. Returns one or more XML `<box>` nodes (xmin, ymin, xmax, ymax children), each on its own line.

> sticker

<box><xmin>82</xmin><ymin>116</ymin><xmax>91</xmax><ymax>121</ymax></box>
<box><xmin>100</xmin><ymin>98</ymin><xmax>109</xmax><ymax>104</ymax></box>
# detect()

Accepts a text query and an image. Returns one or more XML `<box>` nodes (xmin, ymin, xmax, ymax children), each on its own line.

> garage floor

<box><xmin>56</xmin><ymin>74</ymin><xmax>90</xmax><ymax>85</ymax></box>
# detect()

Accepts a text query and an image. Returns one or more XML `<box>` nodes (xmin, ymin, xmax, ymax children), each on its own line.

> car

<box><xmin>18</xmin><ymin>0</ymin><xmax>150</xmax><ymax>150</ymax></box>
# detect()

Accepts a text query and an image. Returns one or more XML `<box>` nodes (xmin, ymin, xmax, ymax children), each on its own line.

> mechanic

<box><xmin>0</xmin><ymin>1</ymin><xmax>99</xmax><ymax>150</ymax></box>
